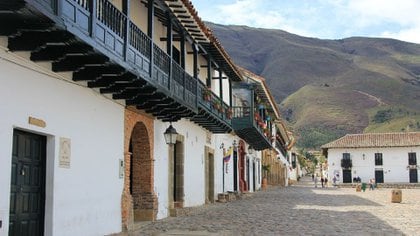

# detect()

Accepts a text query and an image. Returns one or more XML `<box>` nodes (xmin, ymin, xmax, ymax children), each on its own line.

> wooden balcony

<box><xmin>275</xmin><ymin>140</ymin><xmax>287</xmax><ymax>157</ymax></box>
<box><xmin>0</xmin><ymin>0</ymin><xmax>201</xmax><ymax>122</ymax></box>
<box><xmin>341</xmin><ymin>159</ymin><xmax>353</xmax><ymax>169</ymax></box>
<box><xmin>190</xmin><ymin>81</ymin><xmax>232</xmax><ymax>133</ymax></box>
<box><xmin>231</xmin><ymin>106</ymin><xmax>272</xmax><ymax>150</ymax></box>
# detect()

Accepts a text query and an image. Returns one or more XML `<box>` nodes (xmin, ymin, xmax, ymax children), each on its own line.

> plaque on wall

<box><xmin>59</xmin><ymin>137</ymin><xmax>71</xmax><ymax>168</ymax></box>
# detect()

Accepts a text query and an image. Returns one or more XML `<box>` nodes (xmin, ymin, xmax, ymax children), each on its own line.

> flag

<box><xmin>223</xmin><ymin>147</ymin><xmax>232</xmax><ymax>162</ymax></box>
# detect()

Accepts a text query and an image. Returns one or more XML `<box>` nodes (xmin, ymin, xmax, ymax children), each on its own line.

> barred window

<box><xmin>342</xmin><ymin>153</ymin><xmax>350</xmax><ymax>160</ymax></box>
<box><xmin>408</xmin><ymin>153</ymin><xmax>417</xmax><ymax>165</ymax></box>
<box><xmin>375</xmin><ymin>153</ymin><xmax>383</xmax><ymax>166</ymax></box>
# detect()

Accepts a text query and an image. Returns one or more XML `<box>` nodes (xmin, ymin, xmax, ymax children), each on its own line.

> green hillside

<box><xmin>208</xmin><ymin>23</ymin><xmax>420</xmax><ymax>149</ymax></box>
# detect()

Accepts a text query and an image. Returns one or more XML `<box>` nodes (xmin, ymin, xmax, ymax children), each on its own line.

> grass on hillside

<box><xmin>392</xmin><ymin>54</ymin><xmax>420</xmax><ymax>64</ymax></box>
<box><xmin>365</xmin><ymin>106</ymin><xmax>420</xmax><ymax>133</ymax></box>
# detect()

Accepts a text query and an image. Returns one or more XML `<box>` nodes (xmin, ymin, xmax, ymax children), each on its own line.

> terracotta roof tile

<box><xmin>321</xmin><ymin>132</ymin><xmax>420</xmax><ymax>149</ymax></box>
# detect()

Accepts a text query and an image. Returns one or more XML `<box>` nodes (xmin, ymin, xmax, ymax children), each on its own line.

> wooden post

<box><xmin>89</xmin><ymin>0</ymin><xmax>97</xmax><ymax>37</ymax></box>
<box><xmin>147</xmin><ymin>0</ymin><xmax>154</xmax><ymax>78</ymax></box>
<box><xmin>122</xmin><ymin>0</ymin><xmax>130</xmax><ymax>61</ymax></box>
<box><xmin>166</xmin><ymin>11</ymin><xmax>172</xmax><ymax>90</ymax></box>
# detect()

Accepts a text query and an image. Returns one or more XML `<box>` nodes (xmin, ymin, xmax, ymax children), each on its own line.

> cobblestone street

<box><xmin>127</xmin><ymin>177</ymin><xmax>420</xmax><ymax>236</ymax></box>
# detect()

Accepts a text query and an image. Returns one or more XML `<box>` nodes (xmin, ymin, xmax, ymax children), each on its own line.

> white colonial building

<box><xmin>322</xmin><ymin>132</ymin><xmax>420</xmax><ymax>184</ymax></box>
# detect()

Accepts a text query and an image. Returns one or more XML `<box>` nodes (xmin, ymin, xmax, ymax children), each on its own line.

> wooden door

<box><xmin>342</xmin><ymin>169</ymin><xmax>352</xmax><ymax>183</ymax></box>
<box><xmin>409</xmin><ymin>169</ymin><xmax>418</xmax><ymax>183</ymax></box>
<box><xmin>233</xmin><ymin>151</ymin><xmax>238</xmax><ymax>191</ymax></box>
<box><xmin>9</xmin><ymin>130</ymin><xmax>46</xmax><ymax>236</ymax></box>
<box><xmin>375</xmin><ymin>170</ymin><xmax>384</xmax><ymax>183</ymax></box>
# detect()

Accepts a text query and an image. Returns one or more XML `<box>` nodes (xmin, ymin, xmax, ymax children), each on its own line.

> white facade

<box><xmin>154</xmin><ymin>119</ymin><xmax>206</xmax><ymax>218</ymax></box>
<box><xmin>248</xmin><ymin>150</ymin><xmax>262</xmax><ymax>192</ymax></box>
<box><xmin>0</xmin><ymin>46</ymin><xmax>125</xmax><ymax>235</ymax></box>
<box><xmin>327</xmin><ymin>147</ymin><xmax>420</xmax><ymax>183</ymax></box>
<box><xmin>153</xmin><ymin>120</ymin><xmax>263</xmax><ymax>220</ymax></box>
<box><xmin>213</xmin><ymin>134</ymin><xmax>236</xmax><ymax>193</ymax></box>
<box><xmin>153</xmin><ymin>120</ymin><xmax>266</xmax><ymax>219</ymax></box>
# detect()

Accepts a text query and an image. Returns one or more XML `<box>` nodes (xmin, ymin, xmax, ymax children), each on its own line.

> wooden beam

<box><xmin>206</xmin><ymin>54</ymin><xmax>211</xmax><ymax>87</ymax></box>
<box><xmin>160</xmin><ymin>36</ymin><xmax>182</xmax><ymax>41</ymax></box>
<box><xmin>173</xmin><ymin>9</ymin><xmax>187</xmax><ymax>13</ymax></box>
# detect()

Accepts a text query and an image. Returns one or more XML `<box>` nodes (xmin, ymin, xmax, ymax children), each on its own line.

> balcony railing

<box><xmin>197</xmin><ymin>81</ymin><xmax>232</xmax><ymax>125</ymax></box>
<box><xmin>275</xmin><ymin>140</ymin><xmax>287</xmax><ymax>157</ymax></box>
<box><xmin>129</xmin><ymin>22</ymin><xmax>151</xmax><ymax>58</ymax></box>
<box><xmin>341</xmin><ymin>159</ymin><xmax>352</xmax><ymax>169</ymax></box>
<box><xmin>97</xmin><ymin>0</ymin><xmax>125</xmax><ymax>38</ymax></box>
<box><xmin>27</xmin><ymin>0</ymin><xmax>198</xmax><ymax>111</ymax></box>
<box><xmin>231</xmin><ymin>106</ymin><xmax>272</xmax><ymax>150</ymax></box>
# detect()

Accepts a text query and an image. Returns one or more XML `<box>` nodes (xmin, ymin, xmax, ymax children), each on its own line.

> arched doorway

<box><xmin>121</xmin><ymin>109</ymin><xmax>157</xmax><ymax>230</ymax></box>
<box><xmin>130</xmin><ymin>122</ymin><xmax>156</xmax><ymax>221</ymax></box>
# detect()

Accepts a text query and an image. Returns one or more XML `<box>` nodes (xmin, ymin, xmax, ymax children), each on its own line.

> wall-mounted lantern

<box><xmin>164</xmin><ymin>123</ymin><xmax>178</xmax><ymax>145</ymax></box>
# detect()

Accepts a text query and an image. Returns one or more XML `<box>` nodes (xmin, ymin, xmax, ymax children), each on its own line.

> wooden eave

<box><xmin>238</xmin><ymin>67</ymin><xmax>281</xmax><ymax>119</ymax></box>
<box><xmin>164</xmin><ymin>0</ymin><xmax>209</xmax><ymax>43</ymax></box>
<box><xmin>163</xmin><ymin>0</ymin><xmax>242</xmax><ymax>82</ymax></box>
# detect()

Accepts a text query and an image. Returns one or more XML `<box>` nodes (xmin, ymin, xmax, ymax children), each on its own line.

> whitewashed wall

<box><xmin>214</xmin><ymin>135</ymin><xmax>238</xmax><ymax>193</ymax></box>
<box><xmin>154</xmin><ymin>119</ymin><xmax>208</xmax><ymax>219</ymax></box>
<box><xmin>327</xmin><ymin>147</ymin><xmax>420</xmax><ymax>183</ymax></box>
<box><xmin>254</xmin><ymin>151</ymin><xmax>262</xmax><ymax>191</ymax></box>
<box><xmin>247</xmin><ymin>150</ymin><xmax>262</xmax><ymax>192</ymax></box>
<box><xmin>0</xmin><ymin>47</ymin><xmax>124</xmax><ymax>236</ymax></box>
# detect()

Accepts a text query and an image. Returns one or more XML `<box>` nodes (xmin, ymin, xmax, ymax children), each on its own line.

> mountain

<box><xmin>207</xmin><ymin>23</ymin><xmax>420</xmax><ymax>149</ymax></box>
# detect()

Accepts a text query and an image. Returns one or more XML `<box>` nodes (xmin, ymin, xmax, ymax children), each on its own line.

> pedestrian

<box><xmin>312</xmin><ymin>174</ymin><xmax>314</xmax><ymax>181</ymax></box>
<box><xmin>369</xmin><ymin>178</ymin><xmax>374</xmax><ymax>190</ymax></box>
<box><xmin>314</xmin><ymin>175</ymin><xmax>318</xmax><ymax>188</ymax></box>
<box><xmin>321</xmin><ymin>177</ymin><xmax>324</xmax><ymax>188</ymax></box>
<box><xmin>324</xmin><ymin>177</ymin><xmax>328</xmax><ymax>188</ymax></box>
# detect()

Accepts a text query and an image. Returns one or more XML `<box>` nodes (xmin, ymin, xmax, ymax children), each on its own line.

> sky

<box><xmin>190</xmin><ymin>0</ymin><xmax>420</xmax><ymax>44</ymax></box>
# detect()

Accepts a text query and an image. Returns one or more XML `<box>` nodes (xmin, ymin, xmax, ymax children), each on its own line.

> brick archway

<box><xmin>122</xmin><ymin>109</ymin><xmax>157</xmax><ymax>230</ymax></box>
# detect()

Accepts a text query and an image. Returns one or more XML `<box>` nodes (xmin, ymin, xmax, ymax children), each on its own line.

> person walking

<box><xmin>321</xmin><ymin>177</ymin><xmax>324</xmax><ymax>188</ymax></box>
<box><xmin>369</xmin><ymin>178</ymin><xmax>375</xmax><ymax>190</ymax></box>
<box><xmin>314</xmin><ymin>175</ymin><xmax>318</xmax><ymax>188</ymax></box>
<box><xmin>324</xmin><ymin>177</ymin><xmax>328</xmax><ymax>188</ymax></box>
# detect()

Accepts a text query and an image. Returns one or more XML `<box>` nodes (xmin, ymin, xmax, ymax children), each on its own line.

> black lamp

<box><xmin>164</xmin><ymin>123</ymin><xmax>178</xmax><ymax>145</ymax></box>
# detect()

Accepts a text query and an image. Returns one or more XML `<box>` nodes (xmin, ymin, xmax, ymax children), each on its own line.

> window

<box><xmin>343</xmin><ymin>153</ymin><xmax>350</xmax><ymax>160</ymax></box>
<box><xmin>341</xmin><ymin>153</ymin><xmax>352</xmax><ymax>169</ymax></box>
<box><xmin>375</xmin><ymin>153</ymin><xmax>383</xmax><ymax>166</ymax></box>
<box><xmin>408</xmin><ymin>153</ymin><xmax>417</xmax><ymax>165</ymax></box>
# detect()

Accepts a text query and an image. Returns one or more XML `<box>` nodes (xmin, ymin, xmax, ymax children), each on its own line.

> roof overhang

<box><xmin>164</xmin><ymin>0</ymin><xmax>209</xmax><ymax>43</ymax></box>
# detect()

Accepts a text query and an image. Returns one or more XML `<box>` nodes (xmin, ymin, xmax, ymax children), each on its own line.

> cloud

<box><xmin>202</xmin><ymin>0</ymin><xmax>315</xmax><ymax>37</ymax></box>
<box><xmin>192</xmin><ymin>0</ymin><xmax>420</xmax><ymax>44</ymax></box>
<box><xmin>214</xmin><ymin>0</ymin><xmax>284</xmax><ymax>28</ymax></box>
<box><xmin>381</xmin><ymin>27</ymin><xmax>420</xmax><ymax>44</ymax></box>
<box><xmin>344</xmin><ymin>0</ymin><xmax>420</xmax><ymax>43</ymax></box>
<box><xmin>347</xmin><ymin>0</ymin><xmax>419</xmax><ymax>25</ymax></box>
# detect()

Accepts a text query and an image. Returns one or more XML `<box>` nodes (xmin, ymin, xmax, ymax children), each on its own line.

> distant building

<box><xmin>321</xmin><ymin>132</ymin><xmax>420</xmax><ymax>184</ymax></box>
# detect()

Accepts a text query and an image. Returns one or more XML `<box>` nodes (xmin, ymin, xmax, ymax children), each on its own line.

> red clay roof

<box><xmin>321</xmin><ymin>132</ymin><xmax>420</xmax><ymax>149</ymax></box>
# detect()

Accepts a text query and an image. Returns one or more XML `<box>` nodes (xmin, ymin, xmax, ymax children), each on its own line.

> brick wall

<box><xmin>121</xmin><ymin>107</ymin><xmax>157</xmax><ymax>230</ymax></box>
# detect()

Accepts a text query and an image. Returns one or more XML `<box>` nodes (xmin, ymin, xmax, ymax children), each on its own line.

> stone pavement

<box><xmin>122</xmin><ymin>177</ymin><xmax>420</xmax><ymax>236</ymax></box>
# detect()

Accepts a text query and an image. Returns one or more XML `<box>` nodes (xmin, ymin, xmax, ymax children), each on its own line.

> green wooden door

<box><xmin>9</xmin><ymin>130</ymin><xmax>46</xmax><ymax>236</ymax></box>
